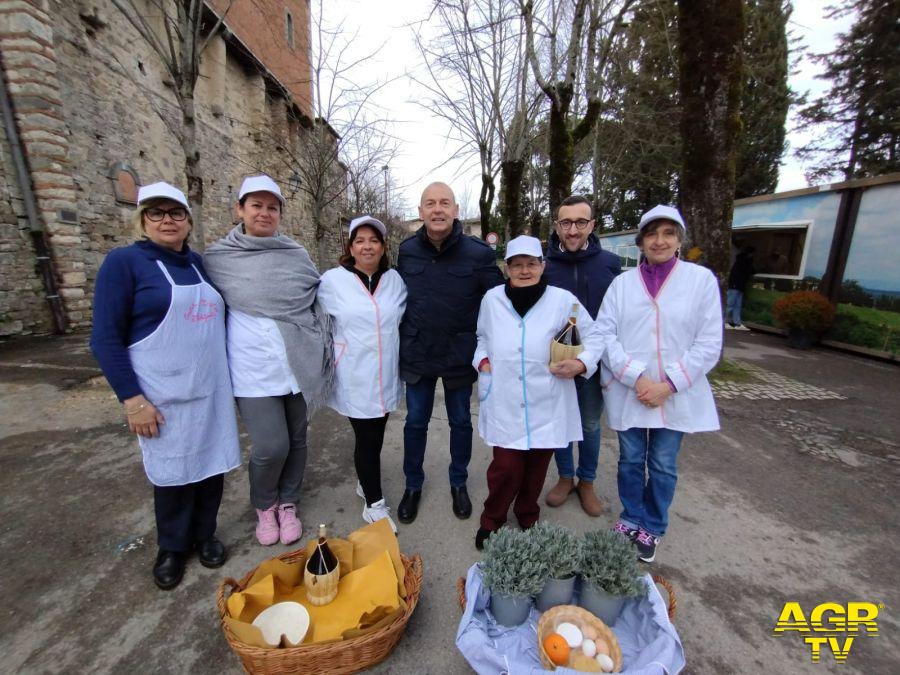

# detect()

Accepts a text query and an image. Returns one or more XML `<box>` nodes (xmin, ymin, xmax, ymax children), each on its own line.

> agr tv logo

<box><xmin>774</xmin><ymin>601</ymin><xmax>881</xmax><ymax>663</ymax></box>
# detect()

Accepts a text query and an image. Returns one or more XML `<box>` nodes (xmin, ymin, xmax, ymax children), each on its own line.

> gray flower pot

<box><xmin>578</xmin><ymin>580</ymin><xmax>626</xmax><ymax>626</ymax></box>
<box><xmin>490</xmin><ymin>592</ymin><xmax>533</xmax><ymax>627</ymax></box>
<box><xmin>536</xmin><ymin>575</ymin><xmax>576</xmax><ymax>612</ymax></box>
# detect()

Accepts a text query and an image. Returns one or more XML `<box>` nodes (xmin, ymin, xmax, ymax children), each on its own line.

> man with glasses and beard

<box><xmin>542</xmin><ymin>195</ymin><xmax>621</xmax><ymax>516</ymax></box>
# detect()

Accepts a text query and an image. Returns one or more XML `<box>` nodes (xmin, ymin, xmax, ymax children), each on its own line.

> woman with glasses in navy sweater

<box><xmin>90</xmin><ymin>182</ymin><xmax>240</xmax><ymax>590</ymax></box>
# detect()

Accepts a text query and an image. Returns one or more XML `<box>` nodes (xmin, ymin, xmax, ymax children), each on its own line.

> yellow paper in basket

<box><xmin>223</xmin><ymin>615</ymin><xmax>276</xmax><ymax>650</ymax></box>
<box><xmin>342</xmin><ymin>601</ymin><xmax>406</xmax><ymax>640</ymax></box>
<box><xmin>226</xmin><ymin>573</ymin><xmax>275</xmax><ymax>622</ymax></box>
<box><xmin>347</xmin><ymin>518</ymin><xmax>406</xmax><ymax>598</ymax></box>
<box><xmin>244</xmin><ymin>557</ymin><xmax>303</xmax><ymax>590</ymax></box>
<box><xmin>284</xmin><ymin>550</ymin><xmax>400</xmax><ymax>643</ymax></box>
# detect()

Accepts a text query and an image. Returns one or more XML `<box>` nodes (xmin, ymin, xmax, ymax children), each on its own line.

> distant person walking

<box><xmin>597</xmin><ymin>205</ymin><xmax>722</xmax><ymax>563</ymax></box>
<box><xmin>395</xmin><ymin>182</ymin><xmax>504</xmax><ymax>524</ymax></box>
<box><xmin>726</xmin><ymin>245</ymin><xmax>755</xmax><ymax>330</ymax></box>
<box><xmin>91</xmin><ymin>181</ymin><xmax>240</xmax><ymax>590</ymax></box>
<box><xmin>542</xmin><ymin>195</ymin><xmax>621</xmax><ymax>516</ymax></box>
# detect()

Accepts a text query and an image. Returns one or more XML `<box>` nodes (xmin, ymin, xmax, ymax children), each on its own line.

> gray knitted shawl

<box><xmin>204</xmin><ymin>225</ymin><xmax>334</xmax><ymax>413</ymax></box>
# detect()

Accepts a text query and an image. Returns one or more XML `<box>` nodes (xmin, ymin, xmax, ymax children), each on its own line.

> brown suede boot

<box><xmin>545</xmin><ymin>477</ymin><xmax>575</xmax><ymax>507</ymax></box>
<box><xmin>576</xmin><ymin>480</ymin><xmax>604</xmax><ymax>517</ymax></box>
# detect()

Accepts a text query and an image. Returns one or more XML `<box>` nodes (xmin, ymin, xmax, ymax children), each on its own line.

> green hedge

<box><xmin>742</xmin><ymin>287</ymin><xmax>899</xmax><ymax>355</ymax></box>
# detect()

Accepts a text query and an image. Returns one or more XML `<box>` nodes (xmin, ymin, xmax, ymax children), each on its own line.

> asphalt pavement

<box><xmin>0</xmin><ymin>329</ymin><xmax>896</xmax><ymax>674</ymax></box>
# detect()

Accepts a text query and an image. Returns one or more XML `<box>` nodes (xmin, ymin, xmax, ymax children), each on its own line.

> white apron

<box><xmin>128</xmin><ymin>261</ymin><xmax>241</xmax><ymax>486</ymax></box>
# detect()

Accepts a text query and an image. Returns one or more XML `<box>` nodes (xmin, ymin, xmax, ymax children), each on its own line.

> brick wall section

<box><xmin>0</xmin><ymin>98</ymin><xmax>50</xmax><ymax>335</ymax></box>
<box><xmin>208</xmin><ymin>0</ymin><xmax>312</xmax><ymax>117</ymax></box>
<box><xmin>0</xmin><ymin>0</ymin><xmax>88</xmax><ymax>332</ymax></box>
<box><xmin>0</xmin><ymin>0</ymin><xmax>344</xmax><ymax>337</ymax></box>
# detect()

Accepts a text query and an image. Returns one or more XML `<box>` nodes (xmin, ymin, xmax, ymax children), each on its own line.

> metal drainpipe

<box><xmin>0</xmin><ymin>50</ymin><xmax>67</xmax><ymax>334</ymax></box>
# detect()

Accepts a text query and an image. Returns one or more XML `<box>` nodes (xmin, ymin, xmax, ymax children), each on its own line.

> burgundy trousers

<box><xmin>480</xmin><ymin>446</ymin><xmax>555</xmax><ymax>531</ymax></box>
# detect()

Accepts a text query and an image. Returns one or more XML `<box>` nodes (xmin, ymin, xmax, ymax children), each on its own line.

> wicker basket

<box><xmin>217</xmin><ymin>550</ymin><xmax>423</xmax><ymax>674</ymax></box>
<box><xmin>537</xmin><ymin>604</ymin><xmax>621</xmax><ymax>671</ymax></box>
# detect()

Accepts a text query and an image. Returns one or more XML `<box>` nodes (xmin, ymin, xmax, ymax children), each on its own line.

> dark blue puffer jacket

<box><xmin>397</xmin><ymin>220</ymin><xmax>504</xmax><ymax>386</ymax></box>
<box><xmin>543</xmin><ymin>232</ymin><xmax>622</xmax><ymax>319</ymax></box>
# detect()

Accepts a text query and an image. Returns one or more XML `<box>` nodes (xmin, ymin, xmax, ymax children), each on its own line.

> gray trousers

<box><xmin>236</xmin><ymin>393</ymin><xmax>308</xmax><ymax>510</ymax></box>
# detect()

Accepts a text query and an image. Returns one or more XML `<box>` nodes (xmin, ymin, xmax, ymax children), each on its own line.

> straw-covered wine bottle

<box><xmin>304</xmin><ymin>524</ymin><xmax>339</xmax><ymax>605</ymax></box>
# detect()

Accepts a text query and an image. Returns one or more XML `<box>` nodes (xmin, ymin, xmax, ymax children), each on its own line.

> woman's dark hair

<box><xmin>339</xmin><ymin>224</ymin><xmax>390</xmax><ymax>272</ymax></box>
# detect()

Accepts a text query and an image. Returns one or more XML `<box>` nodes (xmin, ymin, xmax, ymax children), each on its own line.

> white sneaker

<box><xmin>724</xmin><ymin>323</ymin><xmax>735</xmax><ymax>330</ymax></box>
<box><xmin>734</xmin><ymin>324</ymin><xmax>750</xmax><ymax>331</ymax></box>
<box><xmin>362</xmin><ymin>498</ymin><xmax>398</xmax><ymax>534</ymax></box>
<box><xmin>356</xmin><ymin>481</ymin><xmax>366</xmax><ymax>501</ymax></box>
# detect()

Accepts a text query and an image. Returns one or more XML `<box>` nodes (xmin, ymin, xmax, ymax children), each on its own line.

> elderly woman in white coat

<box><xmin>597</xmin><ymin>205</ymin><xmax>722</xmax><ymax>563</ymax></box>
<box><xmin>472</xmin><ymin>235</ymin><xmax>605</xmax><ymax>550</ymax></box>
<box><xmin>318</xmin><ymin>216</ymin><xmax>407</xmax><ymax>533</ymax></box>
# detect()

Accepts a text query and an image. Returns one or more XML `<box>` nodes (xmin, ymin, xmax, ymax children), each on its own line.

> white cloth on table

<box><xmin>455</xmin><ymin>563</ymin><xmax>685</xmax><ymax>674</ymax></box>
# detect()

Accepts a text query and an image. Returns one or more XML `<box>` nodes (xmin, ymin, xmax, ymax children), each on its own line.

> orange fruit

<box><xmin>543</xmin><ymin>632</ymin><xmax>571</xmax><ymax>666</ymax></box>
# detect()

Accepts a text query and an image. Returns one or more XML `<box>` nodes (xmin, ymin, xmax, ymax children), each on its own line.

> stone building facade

<box><xmin>0</xmin><ymin>0</ymin><xmax>345</xmax><ymax>337</ymax></box>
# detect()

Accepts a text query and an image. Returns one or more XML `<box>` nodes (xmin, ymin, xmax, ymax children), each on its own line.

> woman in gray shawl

<box><xmin>204</xmin><ymin>174</ymin><xmax>332</xmax><ymax>547</ymax></box>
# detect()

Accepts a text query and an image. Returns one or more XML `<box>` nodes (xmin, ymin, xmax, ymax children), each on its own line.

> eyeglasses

<box><xmin>145</xmin><ymin>207</ymin><xmax>188</xmax><ymax>222</ymax></box>
<box><xmin>507</xmin><ymin>261</ymin><xmax>543</xmax><ymax>271</ymax></box>
<box><xmin>556</xmin><ymin>218</ymin><xmax>593</xmax><ymax>231</ymax></box>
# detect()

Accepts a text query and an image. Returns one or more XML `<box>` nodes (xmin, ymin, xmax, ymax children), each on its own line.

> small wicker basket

<box><xmin>537</xmin><ymin>604</ymin><xmax>622</xmax><ymax>671</ymax></box>
<box><xmin>217</xmin><ymin>550</ymin><xmax>423</xmax><ymax>674</ymax></box>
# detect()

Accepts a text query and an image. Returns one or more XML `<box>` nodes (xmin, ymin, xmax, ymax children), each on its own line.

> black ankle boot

<box><xmin>398</xmin><ymin>489</ymin><xmax>421</xmax><ymax>523</ymax></box>
<box><xmin>153</xmin><ymin>550</ymin><xmax>185</xmax><ymax>590</ymax></box>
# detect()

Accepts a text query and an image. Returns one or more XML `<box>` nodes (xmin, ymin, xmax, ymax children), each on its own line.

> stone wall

<box><xmin>0</xmin><ymin>0</ymin><xmax>344</xmax><ymax>337</ymax></box>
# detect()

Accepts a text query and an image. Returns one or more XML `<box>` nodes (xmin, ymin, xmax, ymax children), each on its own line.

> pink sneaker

<box><xmin>255</xmin><ymin>506</ymin><xmax>279</xmax><ymax>546</ymax></box>
<box><xmin>277</xmin><ymin>503</ymin><xmax>302</xmax><ymax>545</ymax></box>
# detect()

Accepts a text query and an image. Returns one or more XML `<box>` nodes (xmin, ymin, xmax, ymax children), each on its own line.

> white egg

<box><xmin>596</xmin><ymin>652</ymin><xmax>615</xmax><ymax>672</ymax></box>
<box><xmin>581</xmin><ymin>638</ymin><xmax>597</xmax><ymax>658</ymax></box>
<box><xmin>556</xmin><ymin>621</ymin><xmax>583</xmax><ymax>648</ymax></box>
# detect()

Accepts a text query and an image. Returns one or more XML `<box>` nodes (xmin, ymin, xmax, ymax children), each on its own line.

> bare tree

<box><xmin>521</xmin><ymin>0</ymin><xmax>636</xmax><ymax>217</ymax></box>
<box><xmin>414</xmin><ymin>1</ymin><xmax>500</xmax><ymax>238</ymax></box>
<box><xmin>110</xmin><ymin>0</ymin><xmax>232</xmax><ymax>247</ymax></box>
<box><xmin>276</xmin><ymin>0</ymin><xmax>398</xmax><ymax>265</ymax></box>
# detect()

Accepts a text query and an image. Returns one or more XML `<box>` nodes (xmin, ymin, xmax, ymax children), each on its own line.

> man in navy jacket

<box><xmin>396</xmin><ymin>182</ymin><xmax>504</xmax><ymax>524</ymax></box>
<box><xmin>542</xmin><ymin>195</ymin><xmax>622</xmax><ymax>516</ymax></box>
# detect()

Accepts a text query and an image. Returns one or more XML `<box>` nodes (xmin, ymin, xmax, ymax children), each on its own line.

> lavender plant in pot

<box><xmin>578</xmin><ymin>530</ymin><xmax>645</xmax><ymax>626</ymax></box>
<box><xmin>529</xmin><ymin>522</ymin><xmax>581</xmax><ymax>611</ymax></box>
<box><xmin>480</xmin><ymin>527</ymin><xmax>544</xmax><ymax>627</ymax></box>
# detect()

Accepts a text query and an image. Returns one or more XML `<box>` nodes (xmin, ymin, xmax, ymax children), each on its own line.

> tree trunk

<box><xmin>180</xmin><ymin>88</ymin><xmax>205</xmax><ymax>249</ymax></box>
<box><xmin>546</xmin><ymin>94</ymin><xmax>574</xmax><ymax>217</ymax></box>
<box><xmin>478</xmin><ymin>172</ymin><xmax>495</xmax><ymax>240</ymax></box>
<box><xmin>678</xmin><ymin>0</ymin><xmax>744</xmax><ymax>293</ymax></box>
<box><xmin>501</xmin><ymin>159</ymin><xmax>526</xmax><ymax>237</ymax></box>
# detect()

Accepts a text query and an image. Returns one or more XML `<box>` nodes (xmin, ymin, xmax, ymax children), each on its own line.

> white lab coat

<box><xmin>596</xmin><ymin>259</ymin><xmax>722</xmax><ymax>433</ymax></box>
<box><xmin>317</xmin><ymin>267</ymin><xmax>407</xmax><ymax>418</ymax></box>
<box><xmin>472</xmin><ymin>284</ymin><xmax>605</xmax><ymax>450</ymax></box>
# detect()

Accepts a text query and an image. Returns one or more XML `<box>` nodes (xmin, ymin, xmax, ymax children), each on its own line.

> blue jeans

<box><xmin>403</xmin><ymin>377</ymin><xmax>473</xmax><ymax>490</ymax></box>
<box><xmin>725</xmin><ymin>288</ymin><xmax>744</xmax><ymax>325</ymax></box>
<box><xmin>616</xmin><ymin>427</ymin><xmax>684</xmax><ymax>537</ymax></box>
<box><xmin>554</xmin><ymin>371</ymin><xmax>603</xmax><ymax>482</ymax></box>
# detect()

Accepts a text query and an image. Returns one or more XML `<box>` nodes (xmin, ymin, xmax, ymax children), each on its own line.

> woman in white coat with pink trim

<box><xmin>597</xmin><ymin>205</ymin><xmax>722</xmax><ymax>563</ymax></box>
<box><xmin>317</xmin><ymin>216</ymin><xmax>407</xmax><ymax>533</ymax></box>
